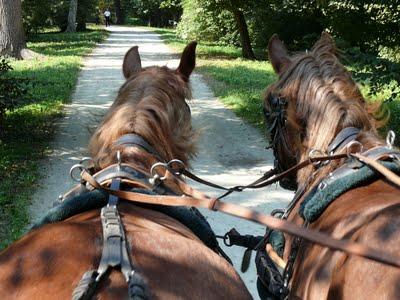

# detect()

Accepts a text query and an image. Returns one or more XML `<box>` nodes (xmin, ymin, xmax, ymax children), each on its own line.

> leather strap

<box><xmin>81</xmin><ymin>169</ymin><xmax>400</xmax><ymax>268</ymax></box>
<box><xmin>114</xmin><ymin>134</ymin><xmax>164</xmax><ymax>162</ymax></box>
<box><xmin>328</xmin><ymin>127</ymin><xmax>360</xmax><ymax>154</ymax></box>
<box><xmin>236</xmin><ymin>153</ymin><xmax>348</xmax><ymax>190</ymax></box>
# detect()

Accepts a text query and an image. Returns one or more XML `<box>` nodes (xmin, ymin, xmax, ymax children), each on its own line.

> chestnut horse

<box><xmin>262</xmin><ymin>33</ymin><xmax>400</xmax><ymax>299</ymax></box>
<box><xmin>0</xmin><ymin>43</ymin><xmax>251</xmax><ymax>299</ymax></box>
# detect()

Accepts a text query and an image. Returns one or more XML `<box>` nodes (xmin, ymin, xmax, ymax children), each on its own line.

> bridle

<box><xmin>263</xmin><ymin>94</ymin><xmax>298</xmax><ymax>190</ymax></box>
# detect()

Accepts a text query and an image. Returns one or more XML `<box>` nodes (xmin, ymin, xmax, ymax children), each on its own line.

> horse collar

<box><xmin>115</xmin><ymin>134</ymin><xmax>164</xmax><ymax>161</ymax></box>
<box><xmin>327</xmin><ymin>127</ymin><xmax>360</xmax><ymax>154</ymax></box>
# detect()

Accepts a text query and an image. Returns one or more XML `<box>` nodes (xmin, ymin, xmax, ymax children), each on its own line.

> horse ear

<box><xmin>312</xmin><ymin>32</ymin><xmax>337</xmax><ymax>55</ymax></box>
<box><xmin>268</xmin><ymin>34</ymin><xmax>291</xmax><ymax>74</ymax></box>
<box><xmin>123</xmin><ymin>46</ymin><xmax>142</xmax><ymax>79</ymax></box>
<box><xmin>176</xmin><ymin>41</ymin><xmax>197</xmax><ymax>81</ymax></box>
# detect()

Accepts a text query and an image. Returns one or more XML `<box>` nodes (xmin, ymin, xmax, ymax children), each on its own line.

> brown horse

<box><xmin>263</xmin><ymin>33</ymin><xmax>400</xmax><ymax>299</ymax></box>
<box><xmin>0</xmin><ymin>43</ymin><xmax>251</xmax><ymax>299</ymax></box>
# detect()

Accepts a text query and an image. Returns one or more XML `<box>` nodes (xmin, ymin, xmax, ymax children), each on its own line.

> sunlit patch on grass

<box><xmin>0</xmin><ymin>26</ymin><xmax>108</xmax><ymax>249</ymax></box>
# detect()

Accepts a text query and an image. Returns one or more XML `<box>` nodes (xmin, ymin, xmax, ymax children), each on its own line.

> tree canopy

<box><xmin>8</xmin><ymin>0</ymin><xmax>400</xmax><ymax>57</ymax></box>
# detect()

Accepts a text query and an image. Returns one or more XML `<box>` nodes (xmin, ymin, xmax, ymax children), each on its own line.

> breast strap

<box><xmin>72</xmin><ymin>179</ymin><xmax>149</xmax><ymax>300</ymax></box>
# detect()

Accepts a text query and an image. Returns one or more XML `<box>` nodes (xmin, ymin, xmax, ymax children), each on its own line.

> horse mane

<box><xmin>88</xmin><ymin>66</ymin><xmax>197</xmax><ymax>169</ymax></box>
<box><xmin>266</xmin><ymin>33</ymin><xmax>386</xmax><ymax>186</ymax></box>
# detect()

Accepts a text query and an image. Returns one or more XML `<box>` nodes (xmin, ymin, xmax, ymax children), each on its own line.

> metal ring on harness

<box><xmin>216</xmin><ymin>233</ymin><xmax>233</xmax><ymax>247</ymax></box>
<box><xmin>70</xmin><ymin>164</ymin><xmax>88</xmax><ymax>183</ymax></box>
<box><xmin>167</xmin><ymin>159</ymin><xmax>186</xmax><ymax>176</ymax></box>
<box><xmin>386</xmin><ymin>130</ymin><xmax>395</xmax><ymax>149</ymax></box>
<box><xmin>346</xmin><ymin>140</ymin><xmax>363</xmax><ymax>158</ymax></box>
<box><xmin>150</xmin><ymin>162</ymin><xmax>168</xmax><ymax>181</ymax></box>
<box><xmin>309</xmin><ymin>149</ymin><xmax>326</xmax><ymax>167</ymax></box>
<box><xmin>79</xmin><ymin>157</ymin><xmax>94</xmax><ymax>167</ymax></box>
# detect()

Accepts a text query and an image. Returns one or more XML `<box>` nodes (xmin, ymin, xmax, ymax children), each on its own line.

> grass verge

<box><xmin>153</xmin><ymin>28</ymin><xmax>275</xmax><ymax>130</ymax></box>
<box><xmin>0</xmin><ymin>25</ymin><xmax>108</xmax><ymax>249</ymax></box>
<box><xmin>154</xmin><ymin>28</ymin><xmax>400</xmax><ymax>135</ymax></box>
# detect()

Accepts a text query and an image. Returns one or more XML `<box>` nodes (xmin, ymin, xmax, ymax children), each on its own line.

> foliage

<box><xmin>176</xmin><ymin>0</ymin><xmax>239</xmax><ymax>45</ymax></box>
<box><xmin>157</xmin><ymin>27</ymin><xmax>400</xmax><ymax>135</ymax></box>
<box><xmin>22</xmin><ymin>0</ymin><xmax>99</xmax><ymax>33</ymax></box>
<box><xmin>153</xmin><ymin>28</ymin><xmax>242</xmax><ymax>59</ymax></box>
<box><xmin>176</xmin><ymin>0</ymin><xmax>400</xmax><ymax>54</ymax></box>
<box><xmin>122</xmin><ymin>0</ymin><xmax>182</xmax><ymax>27</ymax></box>
<box><xmin>347</xmin><ymin>48</ymin><xmax>400</xmax><ymax>103</ymax></box>
<box><xmin>247</xmin><ymin>0</ymin><xmax>324</xmax><ymax>50</ymax></box>
<box><xmin>0</xmin><ymin>27</ymin><xmax>108</xmax><ymax>249</ymax></box>
<box><xmin>0</xmin><ymin>59</ymin><xmax>32</xmax><ymax>130</ymax></box>
<box><xmin>324</xmin><ymin>0</ymin><xmax>400</xmax><ymax>52</ymax></box>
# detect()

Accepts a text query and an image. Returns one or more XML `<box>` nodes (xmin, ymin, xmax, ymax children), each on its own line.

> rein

<box><xmin>79</xmin><ymin>159</ymin><xmax>400</xmax><ymax>269</ymax></box>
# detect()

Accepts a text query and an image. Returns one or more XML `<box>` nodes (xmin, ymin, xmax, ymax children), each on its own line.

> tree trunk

<box><xmin>114</xmin><ymin>0</ymin><xmax>124</xmax><ymax>25</ymax></box>
<box><xmin>65</xmin><ymin>0</ymin><xmax>78</xmax><ymax>33</ymax></box>
<box><xmin>0</xmin><ymin>0</ymin><xmax>26</xmax><ymax>59</ymax></box>
<box><xmin>77</xmin><ymin>7</ymin><xmax>87</xmax><ymax>32</ymax></box>
<box><xmin>231</xmin><ymin>9</ymin><xmax>256</xmax><ymax>60</ymax></box>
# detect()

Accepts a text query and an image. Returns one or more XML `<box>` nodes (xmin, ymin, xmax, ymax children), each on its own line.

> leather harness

<box><xmin>255</xmin><ymin>126</ymin><xmax>400</xmax><ymax>299</ymax></box>
<box><xmin>73</xmin><ymin>177</ymin><xmax>149</xmax><ymax>300</ymax></box>
<box><xmin>73</xmin><ymin>134</ymin><xmax>160</xmax><ymax>300</ymax></box>
<box><xmin>68</xmin><ymin>132</ymin><xmax>400</xmax><ymax>299</ymax></box>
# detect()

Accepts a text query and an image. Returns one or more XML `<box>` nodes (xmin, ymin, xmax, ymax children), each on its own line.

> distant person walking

<box><xmin>104</xmin><ymin>9</ymin><xmax>111</xmax><ymax>27</ymax></box>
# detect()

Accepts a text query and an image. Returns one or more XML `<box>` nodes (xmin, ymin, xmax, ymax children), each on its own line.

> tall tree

<box><xmin>230</xmin><ymin>6</ymin><xmax>255</xmax><ymax>60</ymax></box>
<box><xmin>200</xmin><ymin>0</ymin><xmax>256</xmax><ymax>59</ymax></box>
<box><xmin>0</xmin><ymin>0</ymin><xmax>27</xmax><ymax>58</ymax></box>
<box><xmin>114</xmin><ymin>0</ymin><xmax>124</xmax><ymax>24</ymax></box>
<box><xmin>66</xmin><ymin>0</ymin><xmax>78</xmax><ymax>32</ymax></box>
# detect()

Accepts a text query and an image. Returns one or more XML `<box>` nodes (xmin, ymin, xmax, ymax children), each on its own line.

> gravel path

<box><xmin>28</xmin><ymin>26</ymin><xmax>292</xmax><ymax>298</ymax></box>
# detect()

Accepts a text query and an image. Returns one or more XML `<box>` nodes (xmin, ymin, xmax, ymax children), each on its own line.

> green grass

<box><xmin>0</xmin><ymin>25</ymin><xmax>108</xmax><ymax>249</ymax></box>
<box><xmin>153</xmin><ymin>28</ymin><xmax>242</xmax><ymax>59</ymax></box>
<box><xmin>153</xmin><ymin>28</ymin><xmax>274</xmax><ymax>129</ymax></box>
<box><xmin>199</xmin><ymin>60</ymin><xmax>275</xmax><ymax>129</ymax></box>
<box><xmin>155</xmin><ymin>28</ymin><xmax>400</xmax><ymax>135</ymax></box>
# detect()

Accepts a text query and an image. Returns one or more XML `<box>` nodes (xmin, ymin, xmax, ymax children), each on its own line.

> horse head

<box><xmin>89</xmin><ymin>42</ymin><xmax>198</xmax><ymax>171</ymax></box>
<box><xmin>264</xmin><ymin>32</ymin><xmax>384</xmax><ymax>190</ymax></box>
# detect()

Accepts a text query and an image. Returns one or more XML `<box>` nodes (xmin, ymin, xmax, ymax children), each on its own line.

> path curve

<box><xmin>28</xmin><ymin>26</ymin><xmax>292</xmax><ymax>298</ymax></box>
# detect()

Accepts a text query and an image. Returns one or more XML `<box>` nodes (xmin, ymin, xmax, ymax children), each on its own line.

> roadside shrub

<box><xmin>0</xmin><ymin>59</ymin><xmax>32</xmax><ymax>131</ymax></box>
<box><xmin>346</xmin><ymin>48</ymin><xmax>400</xmax><ymax>103</ymax></box>
<box><xmin>176</xmin><ymin>0</ymin><xmax>239</xmax><ymax>46</ymax></box>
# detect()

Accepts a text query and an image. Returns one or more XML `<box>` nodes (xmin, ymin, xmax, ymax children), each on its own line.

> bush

<box><xmin>325</xmin><ymin>1</ymin><xmax>400</xmax><ymax>52</ymax></box>
<box><xmin>0</xmin><ymin>59</ymin><xmax>32</xmax><ymax>130</ymax></box>
<box><xmin>23</xmin><ymin>0</ymin><xmax>98</xmax><ymax>33</ymax></box>
<box><xmin>176</xmin><ymin>0</ymin><xmax>239</xmax><ymax>46</ymax></box>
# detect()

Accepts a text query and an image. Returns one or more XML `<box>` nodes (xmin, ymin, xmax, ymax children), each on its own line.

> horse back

<box><xmin>0</xmin><ymin>204</ymin><xmax>251</xmax><ymax>299</ymax></box>
<box><xmin>290</xmin><ymin>179</ymin><xmax>400</xmax><ymax>299</ymax></box>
